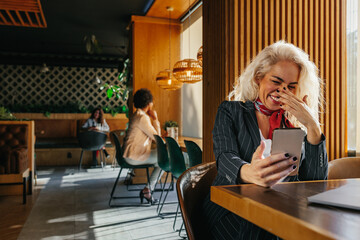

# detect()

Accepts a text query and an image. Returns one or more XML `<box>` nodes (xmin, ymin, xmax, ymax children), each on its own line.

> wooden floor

<box><xmin>0</xmin><ymin>184</ymin><xmax>42</xmax><ymax>240</ymax></box>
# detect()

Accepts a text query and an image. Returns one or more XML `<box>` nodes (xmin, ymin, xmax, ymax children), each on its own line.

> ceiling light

<box><xmin>172</xmin><ymin>0</ymin><xmax>202</xmax><ymax>83</ymax></box>
<box><xmin>40</xmin><ymin>63</ymin><xmax>49</xmax><ymax>73</ymax></box>
<box><xmin>156</xmin><ymin>6</ymin><xmax>183</xmax><ymax>91</ymax></box>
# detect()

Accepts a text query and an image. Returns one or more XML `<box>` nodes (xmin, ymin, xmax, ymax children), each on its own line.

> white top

<box><xmin>82</xmin><ymin>118</ymin><xmax>110</xmax><ymax>132</ymax></box>
<box><xmin>259</xmin><ymin>129</ymin><xmax>272</xmax><ymax>158</ymax></box>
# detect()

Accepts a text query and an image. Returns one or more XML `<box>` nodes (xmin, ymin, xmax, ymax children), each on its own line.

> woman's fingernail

<box><xmin>293</xmin><ymin>157</ymin><xmax>297</xmax><ymax>161</ymax></box>
<box><xmin>292</xmin><ymin>165</ymin><xmax>297</xmax><ymax>169</ymax></box>
<box><xmin>285</xmin><ymin>153</ymin><xmax>290</xmax><ymax>157</ymax></box>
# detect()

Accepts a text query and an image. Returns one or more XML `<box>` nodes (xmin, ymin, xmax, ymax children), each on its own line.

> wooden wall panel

<box><xmin>132</xmin><ymin>16</ymin><xmax>181</xmax><ymax>133</ymax></box>
<box><xmin>203</xmin><ymin>0</ymin><xmax>347</xmax><ymax>162</ymax></box>
<box><xmin>146</xmin><ymin>0</ymin><xmax>198</xmax><ymax>19</ymax></box>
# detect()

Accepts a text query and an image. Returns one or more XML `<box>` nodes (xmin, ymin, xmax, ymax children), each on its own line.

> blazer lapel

<box><xmin>243</xmin><ymin>101</ymin><xmax>261</xmax><ymax>152</ymax></box>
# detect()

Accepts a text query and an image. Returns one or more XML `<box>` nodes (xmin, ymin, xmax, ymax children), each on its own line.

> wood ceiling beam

<box><xmin>0</xmin><ymin>11</ymin><xmax>8</xmax><ymax>24</ymax></box>
<box><xmin>15</xmin><ymin>10</ymin><xmax>25</xmax><ymax>25</ymax></box>
<box><xmin>0</xmin><ymin>0</ymin><xmax>46</xmax><ymax>28</ymax></box>
<box><xmin>146</xmin><ymin>0</ymin><xmax>199</xmax><ymax>20</ymax></box>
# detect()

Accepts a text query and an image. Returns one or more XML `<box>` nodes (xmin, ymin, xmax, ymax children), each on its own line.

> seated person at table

<box><xmin>202</xmin><ymin>41</ymin><xmax>328</xmax><ymax>239</ymax></box>
<box><xmin>82</xmin><ymin>107</ymin><xmax>110</xmax><ymax>166</ymax></box>
<box><xmin>123</xmin><ymin>88</ymin><xmax>162</xmax><ymax>204</ymax></box>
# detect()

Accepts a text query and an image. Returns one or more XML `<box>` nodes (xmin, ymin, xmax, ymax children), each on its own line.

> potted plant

<box><xmin>0</xmin><ymin>106</ymin><xmax>16</xmax><ymax>120</ymax></box>
<box><xmin>164</xmin><ymin>120</ymin><xmax>179</xmax><ymax>140</ymax></box>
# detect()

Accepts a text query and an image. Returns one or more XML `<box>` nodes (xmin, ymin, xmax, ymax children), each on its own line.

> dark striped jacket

<box><xmin>203</xmin><ymin>100</ymin><xmax>328</xmax><ymax>232</ymax></box>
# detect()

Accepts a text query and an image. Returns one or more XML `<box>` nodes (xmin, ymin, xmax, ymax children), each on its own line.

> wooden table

<box><xmin>177</xmin><ymin>136</ymin><xmax>203</xmax><ymax>152</ymax></box>
<box><xmin>211</xmin><ymin>179</ymin><xmax>360</xmax><ymax>240</ymax></box>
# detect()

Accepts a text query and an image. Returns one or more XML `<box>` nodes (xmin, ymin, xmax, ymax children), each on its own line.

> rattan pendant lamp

<box><xmin>156</xmin><ymin>7</ymin><xmax>183</xmax><ymax>91</ymax></box>
<box><xmin>197</xmin><ymin>46</ymin><xmax>203</xmax><ymax>67</ymax></box>
<box><xmin>172</xmin><ymin>0</ymin><xmax>202</xmax><ymax>83</ymax></box>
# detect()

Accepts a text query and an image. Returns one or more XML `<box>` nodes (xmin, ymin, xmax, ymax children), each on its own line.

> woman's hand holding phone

<box><xmin>240</xmin><ymin>141</ymin><xmax>297</xmax><ymax>187</ymax></box>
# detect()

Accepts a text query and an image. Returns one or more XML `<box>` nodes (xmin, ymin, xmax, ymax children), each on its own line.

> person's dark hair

<box><xmin>91</xmin><ymin>107</ymin><xmax>104</xmax><ymax>124</ymax></box>
<box><xmin>133</xmin><ymin>88</ymin><xmax>153</xmax><ymax>109</ymax></box>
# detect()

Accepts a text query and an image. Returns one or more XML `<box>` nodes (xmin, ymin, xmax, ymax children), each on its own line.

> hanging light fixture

<box><xmin>197</xmin><ymin>46</ymin><xmax>203</xmax><ymax>67</ymax></box>
<box><xmin>156</xmin><ymin>7</ymin><xmax>183</xmax><ymax>91</ymax></box>
<box><xmin>172</xmin><ymin>0</ymin><xmax>202</xmax><ymax>84</ymax></box>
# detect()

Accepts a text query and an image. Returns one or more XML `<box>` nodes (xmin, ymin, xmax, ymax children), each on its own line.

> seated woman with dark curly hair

<box><xmin>123</xmin><ymin>88</ymin><xmax>162</xmax><ymax>204</ymax></box>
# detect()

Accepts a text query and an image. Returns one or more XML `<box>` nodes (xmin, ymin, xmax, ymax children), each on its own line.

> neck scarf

<box><xmin>254</xmin><ymin>98</ymin><xmax>294</xmax><ymax>139</ymax></box>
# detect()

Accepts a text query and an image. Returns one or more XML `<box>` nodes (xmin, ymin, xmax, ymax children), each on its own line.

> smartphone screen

<box><xmin>271</xmin><ymin>128</ymin><xmax>305</xmax><ymax>176</ymax></box>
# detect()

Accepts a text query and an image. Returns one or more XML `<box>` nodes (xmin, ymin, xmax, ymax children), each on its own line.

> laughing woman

<box><xmin>202</xmin><ymin>41</ymin><xmax>328</xmax><ymax>239</ymax></box>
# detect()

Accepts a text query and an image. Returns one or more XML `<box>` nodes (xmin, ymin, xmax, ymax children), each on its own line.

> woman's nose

<box><xmin>280</xmin><ymin>83</ymin><xmax>287</xmax><ymax>91</ymax></box>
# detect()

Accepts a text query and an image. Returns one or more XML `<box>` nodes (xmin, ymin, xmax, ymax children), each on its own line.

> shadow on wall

<box><xmin>182</xmin><ymin>84</ymin><xmax>202</xmax><ymax>138</ymax></box>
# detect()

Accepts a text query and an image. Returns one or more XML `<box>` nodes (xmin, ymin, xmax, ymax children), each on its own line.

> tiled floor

<box><xmin>17</xmin><ymin>167</ymin><xmax>184</xmax><ymax>240</ymax></box>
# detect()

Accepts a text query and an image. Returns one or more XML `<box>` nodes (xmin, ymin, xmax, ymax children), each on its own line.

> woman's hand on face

<box><xmin>241</xmin><ymin>141</ymin><xmax>297</xmax><ymax>187</ymax></box>
<box><xmin>277</xmin><ymin>89</ymin><xmax>318</xmax><ymax>129</ymax></box>
<box><xmin>278</xmin><ymin>88</ymin><xmax>322</xmax><ymax>144</ymax></box>
<box><xmin>147</xmin><ymin>109</ymin><xmax>158</xmax><ymax>120</ymax></box>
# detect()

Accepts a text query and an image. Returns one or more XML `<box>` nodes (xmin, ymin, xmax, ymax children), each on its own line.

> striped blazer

<box><xmin>203</xmin><ymin>101</ymin><xmax>328</xmax><ymax>238</ymax></box>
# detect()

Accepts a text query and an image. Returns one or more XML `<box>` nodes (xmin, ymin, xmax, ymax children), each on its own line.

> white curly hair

<box><xmin>228</xmin><ymin>40</ymin><xmax>323</xmax><ymax>129</ymax></box>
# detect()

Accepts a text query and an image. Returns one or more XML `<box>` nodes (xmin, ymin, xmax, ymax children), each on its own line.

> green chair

<box><xmin>184</xmin><ymin>140</ymin><xmax>202</xmax><ymax>167</ymax></box>
<box><xmin>154</xmin><ymin>135</ymin><xmax>176</xmax><ymax>216</ymax></box>
<box><xmin>165</xmin><ymin>137</ymin><xmax>187</xmax><ymax>178</ymax></box>
<box><xmin>109</xmin><ymin>132</ymin><xmax>155</xmax><ymax>207</ymax></box>
<box><xmin>165</xmin><ymin>137</ymin><xmax>187</xmax><ymax>231</ymax></box>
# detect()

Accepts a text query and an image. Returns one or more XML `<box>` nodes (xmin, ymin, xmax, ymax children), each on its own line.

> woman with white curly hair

<box><xmin>202</xmin><ymin>41</ymin><xmax>328</xmax><ymax>239</ymax></box>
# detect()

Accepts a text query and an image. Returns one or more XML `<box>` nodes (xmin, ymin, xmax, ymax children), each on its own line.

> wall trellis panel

<box><xmin>0</xmin><ymin>65</ymin><xmax>126</xmax><ymax>109</ymax></box>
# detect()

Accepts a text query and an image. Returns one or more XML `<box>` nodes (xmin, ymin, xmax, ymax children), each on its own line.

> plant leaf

<box><xmin>107</xmin><ymin>89</ymin><xmax>113</xmax><ymax>99</ymax></box>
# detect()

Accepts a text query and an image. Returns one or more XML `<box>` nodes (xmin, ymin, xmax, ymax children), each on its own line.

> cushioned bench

<box><xmin>35</xmin><ymin>138</ymin><xmax>113</xmax><ymax>149</ymax></box>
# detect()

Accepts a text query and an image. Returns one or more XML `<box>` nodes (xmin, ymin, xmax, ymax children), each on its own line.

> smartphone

<box><xmin>271</xmin><ymin>128</ymin><xmax>305</xmax><ymax>176</ymax></box>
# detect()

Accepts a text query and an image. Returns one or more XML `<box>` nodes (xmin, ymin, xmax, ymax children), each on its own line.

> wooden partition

<box><xmin>0</xmin><ymin>121</ymin><xmax>34</xmax><ymax>195</ymax></box>
<box><xmin>12</xmin><ymin>113</ymin><xmax>127</xmax><ymax>166</ymax></box>
<box><xmin>13</xmin><ymin>113</ymin><xmax>127</xmax><ymax>139</ymax></box>
<box><xmin>131</xmin><ymin>16</ymin><xmax>182</xmax><ymax>133</ymax></box>
<box><xmin>203</xmin><ymin>0</ymin><xmax>347</xmax><ymax>162</ymax></box>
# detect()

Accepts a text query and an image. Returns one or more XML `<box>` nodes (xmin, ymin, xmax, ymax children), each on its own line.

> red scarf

<box><xmin>254</xmin><ymin>98</ymin><xmax>294</xmax><ymax>139</ymax></box>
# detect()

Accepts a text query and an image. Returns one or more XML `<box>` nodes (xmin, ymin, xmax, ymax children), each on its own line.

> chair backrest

<box><xmin>184</xmin><ymin>140</ymin><xmax>202</xmax><ymax>168</ymax></box>
<box><xmin>165</xmin><ymin>137</ymin><xmax>186</xmax><ymax>179</ymax></box>
<box><xmin>177</xmin><ymin>162</ymin><xmax>217</xmax><ymax>240</ymax></box>
<box><xmin>110</xmin><ymin>129</ymin><xmax>126</xmax><ymax>148</ymax></box>
<box><xmin>78</xmin><ymin>131</ymin><xmax>107</xmax><ymax>151</ymax></box>
<box><xmin>111</xmin><ymin>132</ymin><xmax>132</xmax><ymax>169</ymax></box>
<box><xmin>154</xmin><ymin>135</ymin><xmax>170</xmax><ymax>172</ymax></box>
<box><xmin>328</xmin><ymin>157</ymin><xmax>360</xmax><ymax>179</ymax></box>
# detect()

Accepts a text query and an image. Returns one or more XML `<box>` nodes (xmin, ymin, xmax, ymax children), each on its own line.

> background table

<box><xmin>211</xmin><ymin>179</ymin><xmax>360</xmax><ymax>240</ymax></box>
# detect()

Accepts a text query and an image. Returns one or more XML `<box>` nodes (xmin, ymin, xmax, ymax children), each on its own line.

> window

<box><xmin>347</xmin><ymin>0</ymin><xmax>358</xmax><ymax>154</ymax></box>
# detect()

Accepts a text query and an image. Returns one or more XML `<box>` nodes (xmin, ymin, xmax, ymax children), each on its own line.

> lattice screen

<box><xmin>0</xmin><ymin>64</ymin><xmax>127</xmax><ymax>109</ymax></box>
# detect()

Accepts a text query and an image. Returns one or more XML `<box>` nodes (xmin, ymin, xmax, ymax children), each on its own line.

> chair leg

<box><xmin>100</xmin><ymin>150</ymin><xmax>104</xmax><ymax>170</ymax></box>
<box><xmin>145</xmin><ymin>167</ymin><xmax>151</xmax><ymax>192</ymax></box>
<box><xmin>178</xmin><ymin>223</ymin><xmax>185</xmax><ymax>238</ymax></box>
<box><xmin>22</xmin><ymin>176</ymin><xmax>26</xmax><ymax>204</ymax></box>
<box><xmin>79</xmin><ymin>150</ymin><xmax>84</xmax><ymax>171</ymax></box>
<box><xmin>156</xmin><ymin>171</ymin><xmax>168</xmax><ymax>213</ymax></box>
<box><xmin>173</xmin><ymin>203</ymin><xmax>181</xmax><ymax>231</ymax></box>
<box><xmin>109</xmin><ymin>167</ymin><xmax>122</xmax><ymax>206</ymax></box>
<box><xmin>29</xmin><ymin>171</ymin><xmax>32</xmax><ymax>195</ymax></box>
